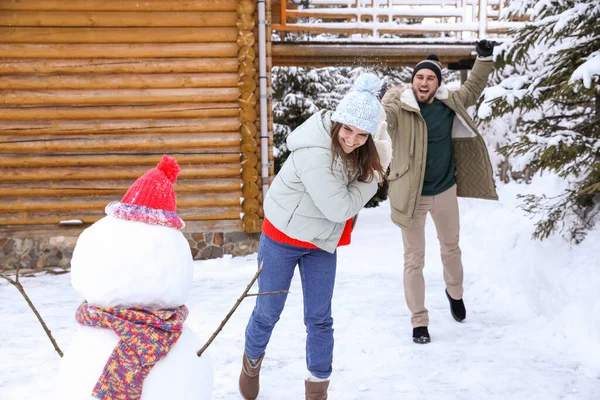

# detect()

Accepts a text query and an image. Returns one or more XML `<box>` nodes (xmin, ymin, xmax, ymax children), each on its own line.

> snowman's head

<box><xmin>71</xmin><ymin>156</ymin><xmax>194</xmax><ymax>309</ymax></box>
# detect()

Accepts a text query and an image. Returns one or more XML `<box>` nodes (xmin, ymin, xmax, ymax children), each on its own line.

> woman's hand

<box><xmin>374</xmin><ymin>109</ymin><xmax>393</xmax><ymax>181</ymax></box>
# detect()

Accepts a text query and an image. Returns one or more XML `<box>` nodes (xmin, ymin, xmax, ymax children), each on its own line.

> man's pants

<box><xmin>244</xmin><ymin>234</ymin><xmax>337</xmax><ymax>379</ymax></box>
<box><xmin>401</xmin><ymin>184</ymin><xmax>463</xmax><ymax>327</ymax></box>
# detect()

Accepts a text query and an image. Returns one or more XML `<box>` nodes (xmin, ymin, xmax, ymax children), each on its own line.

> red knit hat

<box><xmin>105</xmin><ymin>155</ymin><xmax>185</xmax><ymax>229</ymax></box>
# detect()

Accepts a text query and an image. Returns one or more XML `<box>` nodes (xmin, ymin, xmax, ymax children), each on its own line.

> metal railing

<box><xmin>272</xmin><ymin>0</ymin><xmax>527</xmax><ymax>40</ymax></box>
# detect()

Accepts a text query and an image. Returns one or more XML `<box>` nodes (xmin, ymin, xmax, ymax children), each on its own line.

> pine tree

<box><xmin>482</xmin><ymin>0</ymin><xmax>600</xmax><ymax>242</ymax></box>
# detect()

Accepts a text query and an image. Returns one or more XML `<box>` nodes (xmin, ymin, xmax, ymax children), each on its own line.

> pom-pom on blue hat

<box><xmin>331</xmin><ymin>72</ymin><xmax>383</xmax><ymax>136</ymax></box>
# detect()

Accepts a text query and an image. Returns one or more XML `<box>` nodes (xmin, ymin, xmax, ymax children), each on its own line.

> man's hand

<box><xmin>475</xmin><ymin>40</ymin><xmax>500</xmax><ymax>57</ymax></box>
<box><xmin>377</xmin><ymin>82</ymin><xmax>389</xmax><ymax>100</ymax></box>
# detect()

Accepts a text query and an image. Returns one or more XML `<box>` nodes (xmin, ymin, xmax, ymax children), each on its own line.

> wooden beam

<box><xmin>0</xmin><ymin>27</ymin><xmax>238</xmax><ymax>43</ymax></box>
<box><xmin>0</xmin><ymin>43</ymin><xmax>239</xmax><ymax>59</ymax></box>
<box><xmin>0</xmin><ymin>58</ymin><xmax>239</xmax><ymax>75</ymax></box>
<box><xmin>0</xmin><ymin>73</ymin><xmax>239</xmax><ymax>90</ymax></box>
<box><xmin>0</xmin><ymin>11</ymin><xmax>237</xmax><ymax>27</ymax></box>
<box><xmin>272</xmin><ymin>42</ymin><xmax>476</xmax><ymax>68</ymax></box>
<box><xmin>0</xmin><ymin>0</ymin><xmax>238</xmax><ymax>12</ymax></box>
<box><xmin>0</xmin><ymin>219</ymin><xmax>245</xmax><ymax>238</ymax></box>
<box><xmin>0</xmin><ymin>134</ymin><xmax>241</xmax><ymax>153</ymax></box>
<box><xmin>0</xmin><ymin>154</ymin><xmax>240</xmax><ymax>167</ymax></box>
<box><xmin>0</xmin><ymin>207</ymin><xmax>242</xmax><ymax>225</ymax></box>
<box><xmin>0</xmin><ymin>165</ymin><xmax>242</xmax><ymax>182</ymax></box>
<box><xmin>0</xmin><ymin>88</ymin><xmax>239</xmax><ymax>106</ymax></box>
<box><xmin>0</xmin><ymin>118</ymin><xmax>240</xmax><ymax>135</ymax></box>
<box><xmin>0</xmin><ymin>178</ymin><xmax>242</xmax><ymax>197</ymax></box>
<box><xmin>0</xmin><ymin>103</ymin><xmax>239</xmax><ymax>120</ymax></box>
<box><xmin>0</xmin><ymin>193</ymin><xmax>242</xmax><ymax>212</ymax></box>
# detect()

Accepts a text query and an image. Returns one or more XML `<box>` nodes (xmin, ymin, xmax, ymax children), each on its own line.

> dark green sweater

<box><xmin>418</xmin><ymin>98</ymin><xmax>456</xmax><ymax>196</ymax></box>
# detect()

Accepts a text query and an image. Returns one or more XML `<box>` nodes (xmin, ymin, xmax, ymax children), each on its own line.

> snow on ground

<box><xmin>1</xmin><ymin>174</ymin><xmax>600</xmax><ymax>399</ymax></box>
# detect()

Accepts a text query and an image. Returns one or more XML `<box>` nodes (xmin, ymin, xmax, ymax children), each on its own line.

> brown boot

<box><xmin>305</xmin><ymin>379</ymin><xmax>329</xmax><ymax>400</ymax></box>
<box><xmin>239</xmin><ymin>352</ymin><xmax>264</xmax><ymax>400</ymax></box>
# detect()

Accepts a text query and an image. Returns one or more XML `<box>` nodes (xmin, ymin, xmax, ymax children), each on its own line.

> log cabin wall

<box><xmin>0</xmin><ymin>0</ymin><xmax>272</xmax><ymax>272</ymax></box>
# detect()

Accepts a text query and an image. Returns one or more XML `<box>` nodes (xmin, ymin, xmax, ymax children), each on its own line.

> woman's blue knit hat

<box><xmin>331</xmin><ymin>73</ymin><xmax>383</xmax><ymax>136</ymax></box>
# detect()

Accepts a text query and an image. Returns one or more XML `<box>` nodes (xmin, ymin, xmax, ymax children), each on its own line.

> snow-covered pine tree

<box><xmin>482</xmin><ymin>0</ymin><xmax>600</xmax><ymax>242</ymax></box>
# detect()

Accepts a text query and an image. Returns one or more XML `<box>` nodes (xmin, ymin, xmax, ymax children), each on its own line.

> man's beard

<box><xmin>412</xmin><ymin>87</ymin><xmax>436</xmax><ymax>104</ymax></box>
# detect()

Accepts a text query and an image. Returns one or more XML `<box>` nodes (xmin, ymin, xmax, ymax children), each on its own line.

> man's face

<box><xmin>412</xmin><ymin>69</ymin><xmax>439</xmax><ymax>104</ymax></box>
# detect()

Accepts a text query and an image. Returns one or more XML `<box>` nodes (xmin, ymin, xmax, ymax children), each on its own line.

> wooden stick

<box><xmin>244</xmin><ymin>290</ymin><xmax>288</xmax><ymax>297</ymax></box>
<box><xmin>0</xmin><ymin>249</ymin><xmax>63</xmax><ymax>357</ymax></box>
<box><xmin>197</xmin><ymin>261</ymin><xmax>288</xmax><ymax>357</ymax></box>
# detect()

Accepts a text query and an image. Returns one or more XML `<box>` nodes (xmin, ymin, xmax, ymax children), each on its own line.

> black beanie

<box><xmin>412</xmin><ymin>54</ymin><xmax>443</xmax><ymax>84</ymax></box>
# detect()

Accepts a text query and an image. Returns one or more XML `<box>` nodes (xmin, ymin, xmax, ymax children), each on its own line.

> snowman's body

<box><xmin>56</xmin><ymin>215</ymin><xmax>213</xmax><ymax>399</ymax></box>
<box><xmin>56</xmin><ymin>325</ymin><xmax>212</xmax><ymax>400</ymax></box>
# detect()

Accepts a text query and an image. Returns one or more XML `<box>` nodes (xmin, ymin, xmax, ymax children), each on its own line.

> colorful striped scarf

<box><xmin>75</xmin><ymin>302</ymin><xmax>189</xmax><ymax>400</ymax></box>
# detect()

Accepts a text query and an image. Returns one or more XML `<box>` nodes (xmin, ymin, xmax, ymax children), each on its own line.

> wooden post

<box><xmin>238</xmin><ymin>0</ymin><xmax>261</xmax><ymax>233</ymax></box>
<box><xmin>478</xmin><ymin>0</ymin><xmax>488</xmax><ymax>38</ymax></box>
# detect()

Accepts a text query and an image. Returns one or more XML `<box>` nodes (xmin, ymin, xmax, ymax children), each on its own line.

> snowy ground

<box><xmin>1</xmin><ymin>174</ymin><xmax>600</xmax><ymax>399</ymax></box>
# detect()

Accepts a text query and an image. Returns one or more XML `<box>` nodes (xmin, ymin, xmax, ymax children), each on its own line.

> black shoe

<box><xmin>446</xmin><ymin>289</ymin><xmax>466</xmax><ymax>322</ymax></box>
<box><xmin>412</xmin><ymin>326</ymin><xmax>431</xmax><ymax>344</ymax></box>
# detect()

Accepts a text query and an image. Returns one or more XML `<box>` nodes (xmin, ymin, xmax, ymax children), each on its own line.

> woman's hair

<box><xmin>330</xmin><ymin>122</ymin><xmax>384</xmax><ymax>183</ymax></box>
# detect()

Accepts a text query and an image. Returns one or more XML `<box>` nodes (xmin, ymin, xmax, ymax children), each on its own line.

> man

<box><xmin>382</xmin><ymin>41</ymin><xmax>498</xmax><ymax>344</ymax></box>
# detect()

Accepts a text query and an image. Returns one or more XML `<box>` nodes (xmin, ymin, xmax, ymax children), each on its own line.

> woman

<box><xmin>239</xmin><ymin>73</ymin><xmax>392</xmax><ymax>400</ymax></box>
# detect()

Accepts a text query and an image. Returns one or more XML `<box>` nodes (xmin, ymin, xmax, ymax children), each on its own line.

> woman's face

<box><xmin>338</xmin><ymin>124</ymin><xmax>370</xmax><ymax>154</ymax></box>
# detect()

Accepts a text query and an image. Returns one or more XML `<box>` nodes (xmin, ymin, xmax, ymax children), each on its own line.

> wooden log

<box><xmin>241</xmin><ymin>167</ymin><xmax>258</xmax><ymax>182</ymax></box>
<box><xmin>0</xmin><ymin>193</ymin><xmax>242</xmax><ymax>213</ymax></box>
<box><xmin>240</xmin><ymin>122</ymin><xmax>257</xmax><ymax>137</ymax></box>
<box><xmin>238</xmin><ymin>0</ymin><xmax>255</xmax><ymax>15</ymax></box>
<box><xmin>0</xmin><ymin>88</ymin><xmax>239</xmax><ymax>106</ymax></box>
<box><xmin>0</xmin><ymin>103</ymin><xmax>239</xmax><ymax>120</ymax></box>
<box><xmin>237</xmin><ymin>14</ymin><xmax>256</xmax><ymax>31</ymax></box>
<box><xmin>0</xmin><ymin>154</ymin><xmax>240</xmax><ymax>167</ymax></box>
<box><xmin>0</xmin><ymin>44</ymin><xmax>239</xmax><ymax>59</ymax></box>
<box><xmin>0</xmin><ymin>219</ymin><xmax>244</xmax><ymax>238</ymax></box>
<box><xmin>237</xmin><ymin>33</ymin><xmax>255</xmax><ymax>49</ymax></box>
<box><xmin>0</xmin><ymin>134</ymin><xmax>241</xmax><ymax>153</ymax></box>
<box><xmin>239</xmin><ymin>91</ymin><xmax>257</xmax><ymax>107</ymax></box>
<box><xmin>0</xmin><ymin>118</ymin><xmax>240</xmax><ymax>135</ymax></box>
<box><xmin>241</xmin><ymin>138</ymin><xmax>257</xmax><ymax>153</ymax></box>
<box><xmin>0</xmin><ymin>27</ymin><xmax>238</xmax><ymax>43</ymax></box>
<box><xmin>0</xmin><ymin>0</ymin><xmax>238</xmax><ymax>12</ymax></box>
<box><xmin>0</xmin><ymin>11</ymin><xmax>237</xmax><ymax>27</ymax></box>
<box><xmin>0</xmin><ymin>73</ymin><xmax>239</xmax><ymax>90</ymax></box>
<box><xmin>241</xmin><ymin>198</ymin><xmax>260</xmax><ymax>214</ymax></box>
<box><xmin>0</xmin><ymin>178</ymin><xmax>242</xmax><ymax>197</ymax></box>
<box><xmin>0</xmin><ymin>207</ymin><xmax>242</xmax><ymax>225</ymax></box>
<box><xmin>0</xmin><ymin>165</ymin><xmax>242</xmax><ymax>182</ymax></box>
<box><xmin>238</xmin><ymin>60</ymin><xmax>256</xmax><ymax>76</ymax></box>
<box><xmin>0</xmin><ymin>58</ymin><xmax>239</xmax><ymax>75</ymax></box>
<box><xmin>238</xmin><ymin>75</ymin><xmax>257</xmax><ymax>92</ymax></box>
<box><xmin>286</xmin><ymin>9</ymin><xmax>463</xmax><ymax>20</ymax></box>
<box><xmin>240</xmin><ymin>108</ymin><xmax>257</xmax><ymax>123</ymax></box>
<box><xmin>241</xmin><ymin>182</ymin><xmax>259</xmax><ymax>199</ymax></box>
<box><xmin>242</xmin><ymin>213</ymin><xmax>261</xmax><ymax>233</ymax></box>
<box><xmin>241</xmin><ymin>152</ymin><xmax>258</xmax><ymax>169</ymax></box>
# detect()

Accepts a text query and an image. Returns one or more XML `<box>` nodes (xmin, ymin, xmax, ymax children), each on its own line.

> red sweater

<box><xmin>262</xmin><ymin>217</ymin><xmax>353</xmax><ymax>249</ymax></box>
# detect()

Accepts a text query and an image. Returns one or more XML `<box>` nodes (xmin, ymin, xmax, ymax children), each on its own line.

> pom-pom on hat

<box><xmin>105</xmin><ymin>155</ymin><xmax>185</xmax><ymax>229</ymax></box>
<box><xmin>331</xmin><ymin>72</ymin><xmax>383</xmax><ymax>136</ymax></box>
<box><xmin>412</xmin><ymin>54</ymin><xmax>443</xmax><ymax>84</ymax></box>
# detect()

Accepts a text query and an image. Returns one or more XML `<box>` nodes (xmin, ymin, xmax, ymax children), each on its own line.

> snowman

<box><xmin>56</xmin><ymin>155</ymin><xmax>213</xmax><ymax>399</ymax></box>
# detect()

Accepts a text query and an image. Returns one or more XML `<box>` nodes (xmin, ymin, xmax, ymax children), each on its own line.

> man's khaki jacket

<box><xmin>382</xmin><ymin>58</ymin><xmax>498</xmax><ymax>229</ymax></box>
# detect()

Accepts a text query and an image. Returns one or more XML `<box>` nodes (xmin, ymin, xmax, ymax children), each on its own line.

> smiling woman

<box><xmin>238</xmin><ymin>72</ymin><xmax>392</xmax><ymax>400</ymax></box>
<box><xmin>337</xmin><ymin>124</ymin><xmax>369</xmax><ymax>154</ymax></box>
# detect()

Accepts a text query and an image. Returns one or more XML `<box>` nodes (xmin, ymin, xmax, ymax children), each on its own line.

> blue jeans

<box><xmin>244</xmin><ymin>233</ymin><xmax>337</xmax><ymax>379</ymax></box>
